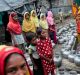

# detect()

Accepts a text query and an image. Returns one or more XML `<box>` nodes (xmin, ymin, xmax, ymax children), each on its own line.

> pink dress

<box><xmin>47</xmin><ymin>11</ymin><xmax>57</xmax><ymax>44</ymax></box>
<box><xmin>37</xmin><ymin>38</ymin><xmax>55</xmax><ymax>75</ymax></box>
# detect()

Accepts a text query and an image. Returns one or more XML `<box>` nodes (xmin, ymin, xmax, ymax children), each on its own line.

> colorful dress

<box><xmin>37</xmin><ymin>37</ymin><xmax>55</xmax><ymax>75</ymax></box>
<box><xmin>31</xmin><ymin>10</ymin><xmax>39</xmax><ymax>28</ymax></box>
<box><xmin>76</xmin><ymin>15</ymin><xmax>80</xmax><ymax>43</ymax></box>
<box><xmin>22</xmin><ymin>12</ymin><xmax>36</xmax><ymax>33</ymax></box>
<box><xmin>39</xmin><ymin>13</ymin><xmax>48</xmax><ymax>29</ymax></box>
<box><xmin>72</xmin><ymin>3</ymin><xmax>77</xmax><ymax>17</ymax></box>
<box><xmin>47</xmin><ymin>11</ymin><xmax>57</xmax><ymax>44</ymax></box>
<box><xmin>7</xmin><ymin>12</ymin><xmax>25</xmax><ymax>46</ymax></box>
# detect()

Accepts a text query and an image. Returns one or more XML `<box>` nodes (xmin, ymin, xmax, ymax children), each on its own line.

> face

<box><xmin>41</xmin><ymin>15</ymin><xmax>45</xmax><ymax>20</ymax></box>
<box><xmin>32</xmin><ymin>11</ymin><xmax>36</xmax><ymax>17</ymax></box>
<box><xmin>25</xmin><ymin>13</ymin><xmax>30</xmax><ymax>20</ymax></box>
<box><xmin>31</xmin><ymin>37</ymin><xmax>37</xmax><ymax>45</ymax></box>
<box><xmin>13</xmin><ymin>15</ymin><xmax>18</xmax><ymax>21</ymax></box>
<box><xmin>41</xmin><ymin>29</ymin><xmax>48</xmax><ymax>38</ymax></box>
<box><xmin>5</xmin><ymin>54</ymin><xmax>28</xmax><ymax>75</ymax></box>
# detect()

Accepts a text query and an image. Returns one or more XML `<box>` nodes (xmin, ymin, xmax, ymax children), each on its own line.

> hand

<box><xmin>50</xmin><ymin>28</ymin><xmax>55</xmax><ymax>31</ymax></box>
<box><xmin>34</xmin><ymin>65</ymin><xmax>38</xmax><ymax>70</ymax></box>
<box><xmin>49</xmin><ymin>59</ymin><xmax>54</xmax><ymax>64</ymax></box>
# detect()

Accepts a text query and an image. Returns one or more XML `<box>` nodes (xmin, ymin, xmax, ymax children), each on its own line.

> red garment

<box><xmin>37</xmin><ymin>38</ymin><xmax>55</xmax><ymax>75</ymax></box>
<box><xmin>76</xmin><ymin>19</ymin><xmax>80</xmax><ymax>33</ymax></box>
<box><xmin>0</xmin><ymin>45</ymin><xmax>32</xmax><ymax>75</ymax></box>
<box><xmin>7</xmin><ymin>12</ymin><xmax>22</xmax><ymax>34</ymax></box>
<box><xmin>49</xmin><ymin>25</ymin><xmax>57</xmax><ymax>44</ymax></box>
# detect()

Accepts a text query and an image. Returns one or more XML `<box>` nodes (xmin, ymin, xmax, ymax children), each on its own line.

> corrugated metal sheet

<box><xmin>0</xmin><ymin>0</ymin><xmax>10</xmax><ymax>12</ymax></box>
<box><xmin>0</xmin><ymin>0</ymin><xmax>36</xmax><ymax>12</ymax></box>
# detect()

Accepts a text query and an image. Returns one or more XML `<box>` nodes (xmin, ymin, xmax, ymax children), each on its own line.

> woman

<box><xmin>46</xmin><ymin>11</ymin><xmax>57</xmax><ymax>44</ymax></box>
<box><xmin>22</xmin><ymin>12</ymin><xmax>36</xmax><ymax>33</ymax></box>
<box><xmin>7</xmin><ymin>12</ymin><xmax>25</xmax><ymax>52</ymax></box>
<box><xmin>76</xmin><ymin>13</ymin><xmax>80</xmax><ymax>43</ymax></box>
<box><xmin>72</xmin><ymin>2</ymin><xmax>78</xmax><ymax>18</ymax></box>
<box><xmin>39</xmin><ymin>13</ymin><xmax>49</xmax><ymax>37</ymax></box>
<box><xmin>40</xmin><ymin>13</ymin><xmax>48</xmax><ymax>30</ymax></box>
<box><xmin>0</xmin><ymin>45</ymin><xmax>32</xmax><ymax>75</ymax></box>
<box><xmin>37</xmin><ymin>28</ymin><xmax>55</xmax><ymax>75</ymax></box>
<box><xmin>22</xmin><ymin>12</ymin><xmax>36</xmax><ymax>41</ymax></box>
<box><xmin>31</xmin><ymin>10</ymin><xmax>39</xmax><ymax>29</ymax></box>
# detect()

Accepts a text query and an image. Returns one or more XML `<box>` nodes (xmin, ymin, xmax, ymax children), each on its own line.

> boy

<box><xmin>25</xmin><ymin>31</ymin><xmax>44</xmax><ymax>75</ymax></box>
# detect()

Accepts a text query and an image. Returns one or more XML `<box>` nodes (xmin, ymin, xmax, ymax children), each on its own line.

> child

<box><xmin>36</xmin><ymin>28</ymin><xmax>55</xmax><ymax>75</ymax></box>
<box><xmin>58</xmin><ymin>9</ymin><xmax>63</xmax><ymax>23</ymax></box>
<box><xmin>25</xmin><ymin>31</ymin><xmax>44</xmax><ymax>75</ymax></box>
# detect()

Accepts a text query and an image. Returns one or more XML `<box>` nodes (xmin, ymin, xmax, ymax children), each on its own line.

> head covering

<box><xmin>77</xmin><ymin>6</ymin><xmax>80</xmax><ymax>15</ymax></box>
<box><xmin>0</xmin><ymin>45</ymin><xmax>32</xmax><ymax>75</ymax></box>
<box><xmin>7</xmin><ymin>12</ymin><xmax>22</xmax><ymax>34</ymax></box>
<box><xmin>46</xmin><ymin>11</ymin><xmax>55</xmax><ymax>25</ymax></box>
<box><xmin>31</xmin><ymin>10</ymin><xmax>39</xmax><ymax>27</ymax></box>
<box><xmin>40</xmin><ymin>13</ymin><xmax>48</xmax><ymax>29</ymax></box>
<box><xmin>22</xmin><ymin>12</ymin><xmax>36</xmax><ymax>33</ymax></box>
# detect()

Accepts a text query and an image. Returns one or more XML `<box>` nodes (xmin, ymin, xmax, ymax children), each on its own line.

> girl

<box><xmin>7</xmin><ymin>12</ymin><xmax>25</xmax><ymax>52</ymax></box>
<box><xmin>36</xmin><ymin>28</ymin><xmax>55</xmax><ymax>75</ymax></box>
<box><xmin>0</xmin><ymin>45</ymin><xmax>32</xmax><ymax>75</ymax></box>
<box><xmin>31</xmin><ymin>10</ymin><xmax>40</xmax><ymax>29</ymax></box>
<box><xmin>47</xmin><ymin>11</ymin><xmax>57</xmax><ymax>44</ymax></box>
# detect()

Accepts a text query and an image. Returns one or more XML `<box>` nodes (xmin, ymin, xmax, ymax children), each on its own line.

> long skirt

<box><xmin>49</xmin><ymin>25</ymin><xmax>57</xmax><ymax>44</ymax></box>
<box><xmin>33</xmin><ymin>58</ymin><xmax>44</xmax><ymax>75</ymax></box>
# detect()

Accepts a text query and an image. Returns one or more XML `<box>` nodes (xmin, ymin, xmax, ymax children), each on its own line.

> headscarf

<box><xmin>22</xmin><ymin>12</ymin><xmax>36</xmax><ymax>33</ymax></box>
<box><xmin>46</xmin><ymin>11</ymin><xmax>55</xmax><ymax>26</ymax></box>
<box><xmin>40</xmin><ymin>13</ymin><xmax>48</xmax><ymax>29</ymax></box>
<box><xmin>31</xmin><ymin>10</ymin><xmax>39</xmax><ymax>27</ymax></box>
<box><xmin>78</xmin><ymin>6</ymin><xmax>80</xmax><ymax>15</ymax></box>
<box><xmin>7</xmin><ymin>12</ymin><xmax>22</xmax><ymax>34</ymax></box>
<box><xmin>0</xmin><ymin>45</ymin><xmax>32</xmax><ymax>75</ymax></box>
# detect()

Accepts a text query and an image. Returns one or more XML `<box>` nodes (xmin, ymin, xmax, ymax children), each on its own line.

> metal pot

<box><xmin>74</xmin><ymin>54</ymin><xmax>80</xmax><ymax>66</ymax></box>
<box><xmin>58</xmin><ymin>67</ymin><xmax>65</xmax><ymax>75</ymax></box>
<box><xmin>61</xmin><ymin>48</ymin><xmax>65</xmax><ymax>55</ymax></box>
<box><xmin>54</xmin><ymin>53</ymin><xmax>62</xmax><ymax>68</ymax></box>
<box><xmin>68</xmin><ymin>54</ymin><xmax>75</xmax><ymax>63</ymax></box>
<box><xmin>69</xmin><ymin>71</ymin><xmax>77</xmax><ymax>75</ymax></box>
<box><xmin>63</xmin><ymin>49</ymin><xmax>71</xmax><ymax>59</ymax></box>
<box><xmin>68</xmin><ymin>50</ymin><xmax>75</xmax><ymax>63</ymax></box>
<box><xmin>58</xmin><ymin>39</ymin><xmax>65</xmax><ymax>44</ymax></box>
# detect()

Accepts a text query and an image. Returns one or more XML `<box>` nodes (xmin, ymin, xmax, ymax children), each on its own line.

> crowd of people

<box><xmin>0</xmin><ymin>9</ymin><xmax>58</xmax><ymax>75</ymax></box>
<box><xmin>1</xmin><ymin>2</ymin><xmax>80</xmax><ymax>75</ymax></box>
